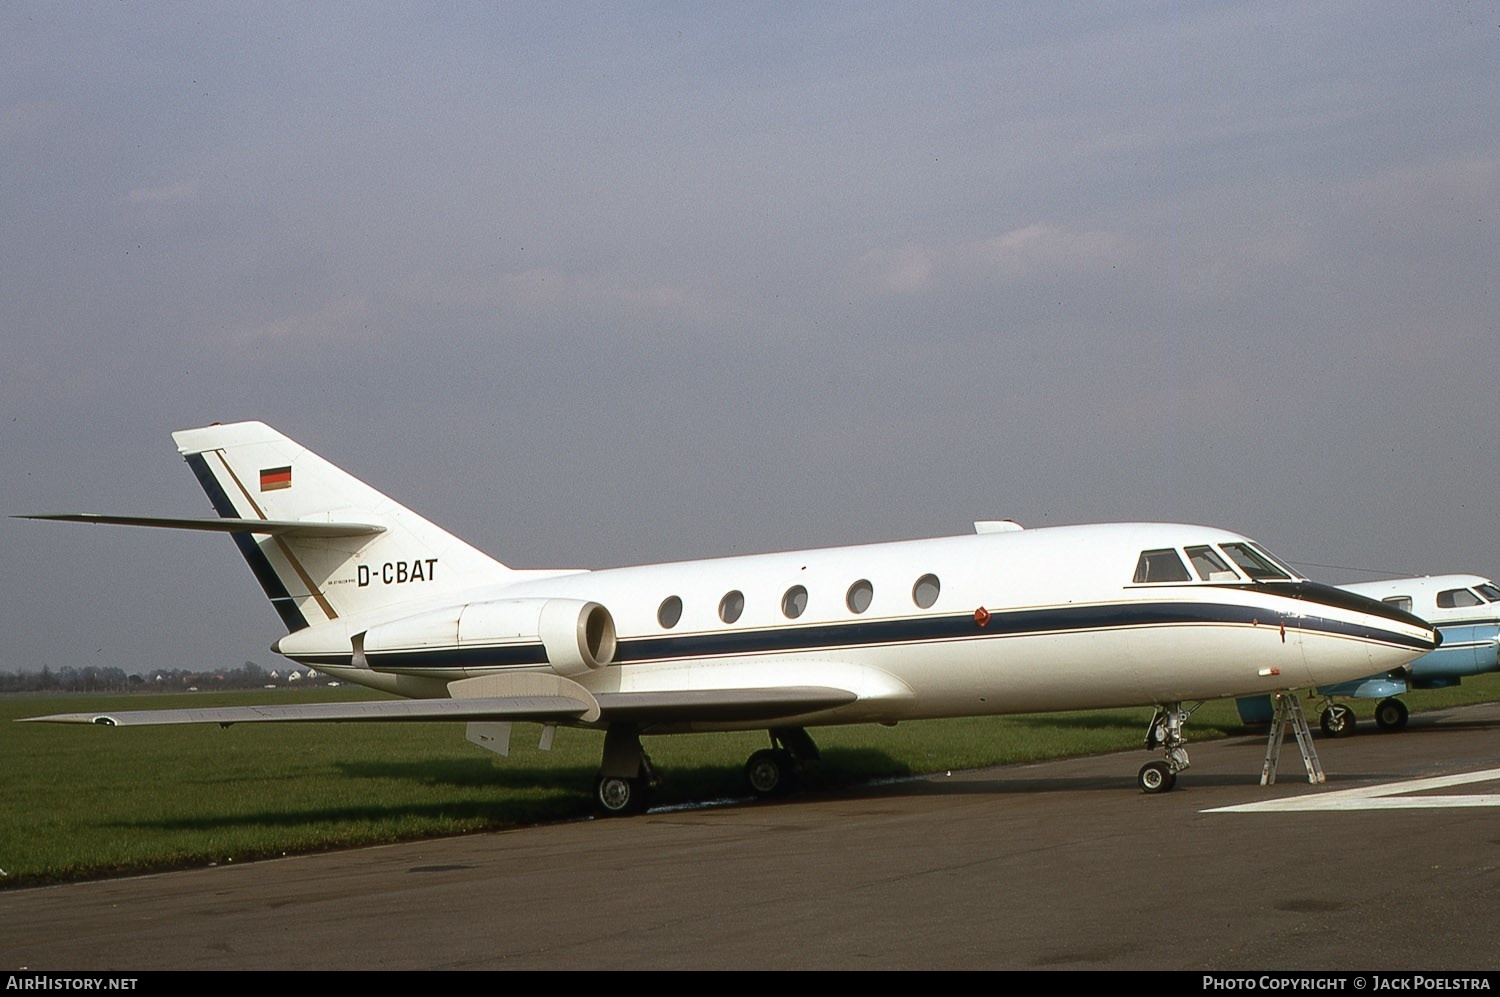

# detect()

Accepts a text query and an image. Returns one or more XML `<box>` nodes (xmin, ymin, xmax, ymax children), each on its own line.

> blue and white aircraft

<box><xmin>20</xmin><ymin>422</ymin><xmax>1439</xmax><ymax>812</ymax></box>
<box><xmin>1239</xmin><ymin>574</ymin><xmax>1500</xmax><ymax>736</ymax></box>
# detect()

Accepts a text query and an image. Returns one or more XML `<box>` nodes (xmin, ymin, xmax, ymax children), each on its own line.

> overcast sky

<box><xmin>3</xmin><ymin>3</ymin><xmax>1497</xmax><ymax>675</ymax></box>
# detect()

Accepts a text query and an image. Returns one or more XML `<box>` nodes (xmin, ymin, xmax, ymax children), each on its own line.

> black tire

<box><xmin>1138</xmin><ymin>760</ymin><xmax>1176</xmax><ymax>794</ymax></box>
<box><xmin>1319</xmin><ymin>704</ymin><xmax>1356</xmax><ymax>738</ymax></box>
<box><xmin>594</xmin><ymin>775</ymin><xmax>648</xmax><ymax>816</ymax></box>
<box><xmin>1375</xmin><ymin>697</ymin><xmax>1410</xmax><ymax>731</ymax></box>
<box><xmin>745</xmin><ymin>748</ymin><xmax>797</xmax><ymax>798</ymax></box>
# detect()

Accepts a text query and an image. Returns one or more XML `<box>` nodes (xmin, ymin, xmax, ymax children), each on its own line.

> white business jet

<box><xmin>20</xmin><ymin>422</ymin><xmax>1438</xmax><ymax>814</ymax></box>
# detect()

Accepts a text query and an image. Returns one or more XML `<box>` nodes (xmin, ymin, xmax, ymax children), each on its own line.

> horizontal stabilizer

<box><xmin>20</xmin><ymin>696</ymin><xmax>590</xmax><ymax>727</ymax></box>
<box><xmin>16</xmin><ymin>513</ymin><xmax>386</xmax><ymax>538</ymax></box>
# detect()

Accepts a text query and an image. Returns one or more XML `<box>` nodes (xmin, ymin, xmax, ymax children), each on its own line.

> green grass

<box><xmin>4</xmin><ymin>674</ymin><xmax>1498</xmax><ymax>888</ymax></box>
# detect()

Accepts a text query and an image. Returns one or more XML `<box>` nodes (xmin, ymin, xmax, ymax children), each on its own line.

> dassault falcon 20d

<box><xmin>20</xmin><ymin>421</ymin><xmax>1438</xmax><ymax>814</ymax></box>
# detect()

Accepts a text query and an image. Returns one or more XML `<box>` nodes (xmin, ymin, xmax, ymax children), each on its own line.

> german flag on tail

<box><xmin>260</xmin><ymin>466</ymin><xmax>292</xmax><ymax>491</ymax></box>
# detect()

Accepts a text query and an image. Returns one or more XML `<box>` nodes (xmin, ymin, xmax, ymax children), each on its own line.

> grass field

<box><xmin>4</xmin><ymin>674</ymin><xmax>1498</xmax><ymax>888</ymax></box>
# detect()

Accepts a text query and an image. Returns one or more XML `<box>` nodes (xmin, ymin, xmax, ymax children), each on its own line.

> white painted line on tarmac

<box><xmin>1205</xmin><ymin>766</ymin><xmax>1500</xmax><ymax>813</ymax></box>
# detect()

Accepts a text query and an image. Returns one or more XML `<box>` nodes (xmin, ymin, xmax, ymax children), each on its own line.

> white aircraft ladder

<box><xmin>1260</xmin><ymin>692</ymin><xmax>1325</xmax><ymax>785</ymax></box>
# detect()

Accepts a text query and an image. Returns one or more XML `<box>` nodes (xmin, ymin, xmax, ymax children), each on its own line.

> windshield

<box><xmin>1132</xmin><ymin>541</ymin><xmax>1302</xmax><ymax>585</ymax></box>
<box><xmin>1185</xmin><ymin>545</ymin><xmax>1237</xmax><ymax>581</ymax></box>
<box><xmin>1133</xmin><ymin>548</ymin><xmax>1191</xmax><ymax>583</ymax></box>
<box><xmin>1219</xmin><ymin>543</ymin><xmax>1292</xmax><ymax>581</ymax></box>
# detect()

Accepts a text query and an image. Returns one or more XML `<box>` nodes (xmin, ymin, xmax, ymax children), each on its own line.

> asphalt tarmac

<box><xmin>4</xmin><ymin>702</ymin><xmax>1498</xmax><ymax>970</ymax></box>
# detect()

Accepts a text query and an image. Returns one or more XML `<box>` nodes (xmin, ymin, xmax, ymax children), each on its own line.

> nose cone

<box><xmin>1363</xmin><ymin>597</ymin><xmax>1442</xmax><ymax>655</ymax></box>
<box><xmin>1281</xmin><ymin>581</ymin><xmax>1440</xmax><ymax>688</ymax></box>
<box><xmin>1373</xmin><ymin>601</ymin><xmax>1440</xmax><ymax>652</ymax></box>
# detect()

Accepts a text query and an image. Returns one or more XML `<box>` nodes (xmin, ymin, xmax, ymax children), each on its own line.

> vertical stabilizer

<box><xmin>173</xmin><ymin>421</ymin><xmax>511</xmax><ymax>630</ymax></box>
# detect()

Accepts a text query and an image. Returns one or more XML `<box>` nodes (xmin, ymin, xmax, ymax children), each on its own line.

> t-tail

<box><xmin>174</xmin><ymin>421</ymin><xmax>516</xmax><ymax>630</ymax></box>
<box><xmin>29</xmin><ymin>422</ymin><xmax>514</xmax><ymax>631</ymax></box>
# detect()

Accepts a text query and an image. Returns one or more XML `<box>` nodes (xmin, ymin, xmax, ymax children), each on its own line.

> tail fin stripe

<box><xmin>209</xmin><ymin>448</ymin><xmax>270</xmax><ymax>520</ymax></box>
<box><xmin>269</xmin><ymin>532</ymin><xmax>339</xmax><ymax>623</ymax></box>
<box><xmin>186</xmin><ymin>452</ymin><xmax>311</xmax><ymax>630</ymax></box>
<box><xmin>186</xmin><ymin>450</ymin><xmax>241</xmax><ymax>520</ymax></box>
<box><xmin>205</xmin><ymin>449</ymin><xmax>343</xmax><ymax>623</ymax></box>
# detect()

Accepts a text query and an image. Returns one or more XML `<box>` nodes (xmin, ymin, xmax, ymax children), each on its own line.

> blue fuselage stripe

<box><xmin>301</xmin><ymin>597</ymin><xmax>1429</xmax><ymax>672</ymax></box>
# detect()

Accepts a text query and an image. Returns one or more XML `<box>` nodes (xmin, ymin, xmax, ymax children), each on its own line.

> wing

<box><xmin>19</xmin><ymin>696</ymin><xmax>591</xmax><ymax>727</ymax></box>
<box><xmin>20</xmin><ymin>661</ymin><xmax>899</xmax><ymax>729</ymax></box>
<box><xmin>20</xmin><ymin>688</ymin><xmax>860</xmax><ymax>728</ymax></box>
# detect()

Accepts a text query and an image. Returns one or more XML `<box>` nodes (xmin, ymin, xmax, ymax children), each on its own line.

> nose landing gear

<box><xmin>1139</xmin><ymin>703</ymin><xmax>1195</xmax><ymax>793</ymax></box>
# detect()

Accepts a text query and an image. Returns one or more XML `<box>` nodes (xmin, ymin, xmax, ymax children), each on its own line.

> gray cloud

<box><xmin>3</xmin><ymin>2</ymin><xmax>1497</xmax><ymax>675</ymax></box>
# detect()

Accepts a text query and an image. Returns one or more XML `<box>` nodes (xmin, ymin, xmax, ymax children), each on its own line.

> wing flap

<box><xmin>16</xmin><ymin>513</ymin><xmax>385</xmax><ymax>538</ymax></box>
<box><xmin>594</xmin><ymin>686</ymin><xmax>858</xmax><ymax>722</ymax></box>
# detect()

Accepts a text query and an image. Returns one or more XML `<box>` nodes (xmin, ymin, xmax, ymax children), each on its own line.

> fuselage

<box><xmin>277</xmin><ymin>522</ymin><xmax>1437</xmax><ymax>730</ymax></box>
<box><xmin>27</xmin><ymin>421</ymin><xmax>1444</xmax><ymax>806</ymax></box>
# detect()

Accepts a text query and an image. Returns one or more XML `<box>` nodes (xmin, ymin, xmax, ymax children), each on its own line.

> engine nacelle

<box><xmin>361</xmin><ymin>598</ymin><xmax>617</xmax><ymax>677</ymax></box>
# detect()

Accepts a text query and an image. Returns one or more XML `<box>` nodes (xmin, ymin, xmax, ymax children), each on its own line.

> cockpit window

<box><xmin>1437</xmin><ymin>588</ymin><xmax>1484</xmax><ymax>609</ymax></box>
<box><xmin>1248</xmin><ymin>543</ymin><xmax>1298</xmax><ymax>577</ymax></box>
<box><xmin>1185</xmin><ymin>545</ymin><xmax>1239</xmax><ymax>582</ymax></box>
<box><xmin>1134</xmin><ymin>549</ymin><xmax>1191</xmax><ymax>583</ymax></box>
<box><xmin>1475</xmin><ymin>583</ymin><xmax>1500</xmax><ymax>602</ymax></box>
<box><xmin>1382</xmin><ymin>595</ymin><xmax>1413</xmax><ymax>613</ymax></box>
<box><xmin>1219</xmin><ymin>543</ymin><xmax>1291</xmax><ymax>581</ymax></box>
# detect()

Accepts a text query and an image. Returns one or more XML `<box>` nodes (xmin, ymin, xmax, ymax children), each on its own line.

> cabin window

<box><xmin>1185</xmin><ymin>545</ymin><xmax>1238</xmax><ymax>582</ymax></box>
<box><xmin>1133</xmin><ymin>549</ymin><xmax>1190</xmax><ymax>584</ymax></box>
<box><xmin>912</xmin><ymin>573</ymin><xmax>940</xmax><ymax>609</ymax></box>
<box><xmin>1476</xmin><ymin>584</ymin><xmax>1500</xmax><ymax>602</ymax></box>
<box><xmin>1218</xmin><ymin>543</ymin><xmax>1290</xmax><ymax>581</ymax></box>
<box><xmin>657</xmin><ymin>595</ymin><xmax>683</xmax><ymax>629</ymax></box>
<box><xmin>781</xmin><ymin>585</ymin><xmax>809</xmax><ymax>619</ymax></box>
<box><xmin>1382</xmin><ymin>595</ymin><xmax>1413</xmax><ymax>613</ymax></box>
<box><xmin>718</xmin><ymin>590</ymin><xmax>744</xmax><ymax>624</ymax></box>
<box><xmin>846</xmin><ymin>579</ymin><xmax>874</xmax><ymax>614</ymax></box>
<box><xmin>1437</xmin><ymin>588</ymin><xmax>1484</xmax><ymax>609</ymax></box>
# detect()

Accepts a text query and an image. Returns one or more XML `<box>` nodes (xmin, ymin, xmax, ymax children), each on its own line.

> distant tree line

<box><xmin>0</xmin><ymin>661</ymin><xmax>298</xmax><ymax>694</ymax></box>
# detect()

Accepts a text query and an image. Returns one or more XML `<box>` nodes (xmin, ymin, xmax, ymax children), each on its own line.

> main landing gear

<box><xmin>1375</xmin><ymin>697</ymin><xmax>1409</xmax><ymax>731</ymax></box>
<box><xmin>593</xmin><ymin>723</ymin><xmax>658</xmax><ymax>816</ymax></box>
<box><xmin>744</xmin><ymin>727</ymin><xmax>821</xmax><ymax>799</ymax></box>
<box><xmin>1139</xmin><ymin>703</ymin><xmax>1195</xmax><ymax>794</ymax></box>
<box><xmin>1317</xmin><ymin>697</ymin><xmax>1410</xmax><ymax>737</ymax></box>
<box><xmin>592</xmin><ymin>723</ymin><xmax>823</xmax><ymax>817</ymax></box>
<box><xmin>1319</xmin><ymin>702</ymin><xmax>1357</xmax><ymax>738</ymax></box>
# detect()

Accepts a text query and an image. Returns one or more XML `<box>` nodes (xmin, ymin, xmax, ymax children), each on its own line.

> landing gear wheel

<box><xmin>1319</xmin><ymin>704</ymin><xmax>1356</xmax><ymax>738</ymax></box>
<box><xmin>594</xmin><ymin>775</ymin><xmax>649</xmax><ymax>816</ymax></box>
<box><xmin>1375</xmin><ymin>697</ymin><xmax>1409</xmax><ymax>731</ymax></box>
<box><xmin>745</xmin><ymin>748</ymin><xmax>798</xmax><ymax>798</ymax></box>
<box><xmin>1138</xmin><ymin>760</ymin><xmax>1176</xmax><ymax>794</ymax></box>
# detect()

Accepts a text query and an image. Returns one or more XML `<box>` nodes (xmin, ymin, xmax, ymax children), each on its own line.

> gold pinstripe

<box><xmin>210</xmin><ymin>450</ymin><xmax>340</xmax><ymax>622</ymax></box>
